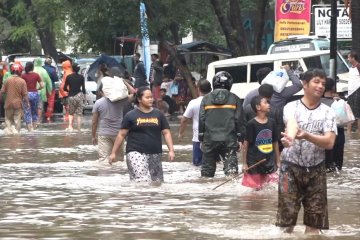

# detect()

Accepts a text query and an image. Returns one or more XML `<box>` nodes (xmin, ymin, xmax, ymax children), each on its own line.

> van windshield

<box><xmin>316</xmin><ymin>40</ymin><xmax>330</xmax><ymax>50</ymax></box>
<box><xmin>303</xmin><ymin>53</ymin><xmax>349</xmax><ymax>75</ymax></box>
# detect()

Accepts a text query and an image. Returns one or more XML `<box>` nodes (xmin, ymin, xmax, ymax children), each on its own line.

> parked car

<box><xmin>73</xmin><ymin>58</ymin><xmax>97</xmax><ymax>111</ymax></box>
<box><xmin>206</xmin><ymin>50</ymin><xmax>350</xmax><ymax>99</ymax></box>
<box><xmin>75</xmin><ymin>58</ymin><xmax>97</xmax><ymax>76</ymax></box>
<box><xmin>82</xmin><ymin>65</ymin><xmax>97</xmax><ymax>111</ymax></box>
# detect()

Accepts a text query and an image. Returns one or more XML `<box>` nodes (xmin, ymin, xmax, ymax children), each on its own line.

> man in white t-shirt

<box><xmin>178</xmin><ymin>80</ymin><xmax>212</xmax><ymax>166</ymax></box>
<box><xmin>276</xmin><ymin>69</ymin><xmax>337</xmax><ymax>234</ymax></box>
<box><xmin>347</xmin><ymin>51</ymin><xmax>360</xmax><ymax>134</ymax></box>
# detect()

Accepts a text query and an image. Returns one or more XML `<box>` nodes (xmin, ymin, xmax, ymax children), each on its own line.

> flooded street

<box><xmin>0</xmin><ymin>114</ymin><xmax>359</xmax><ymax>239</ymax></box>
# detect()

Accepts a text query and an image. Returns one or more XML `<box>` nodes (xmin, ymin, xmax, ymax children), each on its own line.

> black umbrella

<box><xmin>87</xmin><ymin>54</ymin><xmax>126</xmax><ymax>81</ymax></box>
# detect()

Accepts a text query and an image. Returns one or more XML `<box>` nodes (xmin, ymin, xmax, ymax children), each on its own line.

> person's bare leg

<box><xmin>63</xmin><ymin>105</ymin><xmax>69</xmax><ymax>121</ymax></box>
<box><xmin>356</xmin><ymin>120</ymin><xmax>360</xmax><ymax>134</ymax></box>
<box><xmin>26</xmin><ymin>123</ymin><xmax>33</xmax><ymax>132</ymax></box>
<box><xmin>347</xmin><ymin>122</ymin><xmax>352</xmax><ymax>135</ymax></box>
<box><xmin>68</xmin><ymin>114</ymin><xmax>74</xmax><ymax>130</ymax></box>
<box><xmin>14</xmin><ymin>109</ymin><xmax>22</xmax><ymax>133</ymax></box>
<box><xmin>305</xmin><ymin>226</ymin><xmax>320</xmax><ymax>234</ymax></box>
<box><xmin>4</xmin><ymin>109</ymin><xmax>12</xmax><ymax>130</ymax></box>
<box><xmin>76</xmin><ymin>115</ymin><xmax>82</xmax><ymax>131</ymax></box>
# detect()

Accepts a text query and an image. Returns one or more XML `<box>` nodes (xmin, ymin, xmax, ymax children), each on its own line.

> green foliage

<box><xmin>65</xmin><ymin>0</ymin><xmax>139</xmax><ymax>53</ymax></box>
<box><xmin>0</xmin><ymin>0</ymin><xmax>288</xmax><ymax>55</ymax></box>
<box><xmin>1</xmin><ymin>0</ymin><xmax>66</xmax><ymax>54</ymax></box>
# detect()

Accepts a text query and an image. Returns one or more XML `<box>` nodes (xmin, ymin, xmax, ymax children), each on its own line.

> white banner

<box><xmin>313</xmin><ymin>5</ymin><xmax>352</xmax><ymax>39</ymax></box>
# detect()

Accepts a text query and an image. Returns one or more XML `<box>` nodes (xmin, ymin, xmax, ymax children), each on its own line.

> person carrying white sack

<box><xmin>91</xmin><ymin>67</ymin><xmax>136</xmax><ymax>163</ymax></box>
<box><xmin>264</xmin><ymin>65</ymin><xmax>303</xmax><ymax>109</ymax></box>
<box><xmin>242</xmin><ymin>65</ymin><xmax>302</xmax><ymax>109</ymax></box>
<box><xmin>260</xmin><ymin>65</ymin><xmax>303</xmax><ymax>152</ymax></box>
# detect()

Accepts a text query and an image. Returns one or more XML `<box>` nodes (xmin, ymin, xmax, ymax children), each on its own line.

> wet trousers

<box><xmin>126</xmin><ymin>151</ymin><xmax>163</xmax><ymax>182</ymax></box>
<box><xmin>325</xmin><ymin>127</ymin><xmax>345</xmax><ymax>170</ymax></box>
<box><xmin>45</xmin><ymin>90</ymin><xmax>55</xmax><ymax>118</ymax></box>
<box><xmin>98</xmin><ymin>135</ymin><xmax>124</xmax><ymax>163</ymax></box>
<box><xmin>5</xmin><ymin>108</ymin><xmax>22</xmax><ymax>132</ymax></box>
<box><xmin>192</xmin><ymin>141</ymin><xmax>202</xmax><ymax>166</ymax></box>
<box><xmin>201</xmin><ymin>141</ymin><xmax>238</xmax><ymax>177</ymax></box>
<box><xmin>23</xmin><ymin>92</ymin><xmax>39</xmax><ymax>124</ymax></box>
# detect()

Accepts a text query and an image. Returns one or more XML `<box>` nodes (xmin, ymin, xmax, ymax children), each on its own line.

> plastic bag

<box><xmin>261</xmin><ymin>69</ymin><xmax>289</xmax><ymax>93</ymax></box>
<box><xmin>331</xmin><ymin>99</ymin><xmax>355</xmax><ymax>126</ymax></box>
<box><xmin>101</xmin><ymin>76</ymin><xmax>128</xmax><ymax>102</ymax></box>
<box><xmin>170</xmin><ymin>82</ymin><xmax>179</xmax><ymax>95</ymax></box>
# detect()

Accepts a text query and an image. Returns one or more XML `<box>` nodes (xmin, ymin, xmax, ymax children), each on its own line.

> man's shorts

<box><xmin>98</xmin><ymin>135</ymin><xmax>124</xmax><ymax>163</ymax></box>
<box><xmin>276</xmin><ymin>161</ymin><xmax>329</xmax><ymax>229</ymax></box>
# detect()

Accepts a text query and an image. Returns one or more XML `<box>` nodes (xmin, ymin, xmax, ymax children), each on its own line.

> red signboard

<box><xmin>275</xmin><ymin>0</ymin><xmax>312</xmax><ymax>41</ymax></box>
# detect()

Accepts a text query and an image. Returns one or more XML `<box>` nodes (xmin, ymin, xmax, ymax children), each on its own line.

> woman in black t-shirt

<box><xmin>63</xmin><ymin>63</ymin><xmax>85</xmax><ymax>131</ymax></box>
<box><xmin>109</xmin><ymin>87</ymin><xmax>175</xmax><ymax>182</ymax></box>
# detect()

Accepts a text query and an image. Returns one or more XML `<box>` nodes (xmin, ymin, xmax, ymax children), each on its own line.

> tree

<box><xmin>1</xmin><ymin>0</ymin><xmax>65</xmax><ymax>62</ymax></box>
<box><xmin>210</xmin><ymin>0</ymin><xmax>270</xmax><ymax>57</ymax></box>
<box><xmin>65</xmin><ymin>0</ymin><xmax>140</xmax><ymax>54</ymax></box>
<box><xmin>144</xmin><ymin>0</ymin><xmax>203</xmax><ymax>98</ymax></box>
<box><xmin>24</xmin><ymin>0</ymin><xmax>64</xmax><ymax>62</ymax></box>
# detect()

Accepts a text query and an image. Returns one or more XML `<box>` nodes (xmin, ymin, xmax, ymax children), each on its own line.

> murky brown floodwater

<box><xmin>0</xmin><ymin>114</ymin><xmax>359</xmax><ymax>239</ymax></box>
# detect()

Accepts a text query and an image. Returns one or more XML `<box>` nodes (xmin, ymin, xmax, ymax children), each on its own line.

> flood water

<box><xmin>0</xmin><ymin>114</ymin><xmax>359</xmax><ymax>239</ymax></box>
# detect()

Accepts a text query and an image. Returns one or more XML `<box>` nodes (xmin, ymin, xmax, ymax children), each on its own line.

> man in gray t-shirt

<box><xmin>92</xmin><ymin>97</ymin><xmax>130</xmax><ymax>163</ymax></box>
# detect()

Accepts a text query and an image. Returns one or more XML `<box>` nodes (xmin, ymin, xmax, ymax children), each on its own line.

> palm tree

<box><xmin>346</xmin><ymin>0</ymin><xmax>360</xmax><ymax>53</ymax></box>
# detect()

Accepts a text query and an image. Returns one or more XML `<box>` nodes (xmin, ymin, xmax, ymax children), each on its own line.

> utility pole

<box><xmin>329</xmin><ymin>0</ymin><xmax>337</xmax><ymax>87</ymax></box>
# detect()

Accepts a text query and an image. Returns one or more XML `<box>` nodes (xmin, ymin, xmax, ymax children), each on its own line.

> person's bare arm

<box><xmin>273</xmin><ymin>141</ymin><xmax>280</xmax><ymax>168</ymax></box>
<box><xmin>279</xmin><ymin>65</ymin><xmax>303</xmax><ymax>98</ymax></box>
<box><xmin>22</xmin><ymin>84</ymin><xmax>30</xmax><ymax>107</ymax></box>
<box><xmin>162</xmin><ymin>129</ymin><xmax>175</xmax><ymax>161</ymax></box>
<box><xmin>296</xmin><ymin>130</ymin><xmax>336</xmax><ymax>150</ymax></box>
<box><xmin>242</xmin><ymin>141</ymin><xmax>249</xmax><ymax>172</ymax></box>
<box><xmin>123</xmin><ymin>78</ymin><xmax>136</xmax><ymax>94</ymax></box>
<box><xmin>178</xmin><ymin>116</ymin><xmax>190</xmax><ymax>141</ymax></box>
<box><xmin>91</xmin><ymin>112</ymin><xmax>99</xmax><ymax>145</ymax></box>
<box><xmin>281</xmin><ymin>118</ymin><xmax>298</xmax><ymax>147</ymax></box>
<box><xmin>122</xmin><ymin>79</ymin><xmax>136</xmax><ymax>101</ymax></box>
<box><xmin>109</xmin><ymin>129</ymin><xmax>129</xmax><ymax>164</ymax></box>
<box><xmin>38</xmin><ymin>79</ymin><xmax>44</xmax><ymax>90</ymax></box>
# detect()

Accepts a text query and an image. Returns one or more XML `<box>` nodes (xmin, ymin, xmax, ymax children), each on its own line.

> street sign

<box><xmin>313</xmin><ymin>5</ymin><xmax>352</xmax><ymax>39</ymax></box>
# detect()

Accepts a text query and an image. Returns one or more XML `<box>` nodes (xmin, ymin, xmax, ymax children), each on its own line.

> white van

<box><xmin>206</xmin><ymin>50</ymin><xmax>349</xmax><ymax>99</ymax></box>
<box><xmin>267</xmin><ymin>35</ymin><xmax>350</xmax><ymax>77</ymax></box>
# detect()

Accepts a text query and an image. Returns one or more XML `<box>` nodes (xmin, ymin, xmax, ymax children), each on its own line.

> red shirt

<box><xmin>21</xmin><ymin>72</ymin><xmax>41</xmax><ymax>92</ymax></box>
